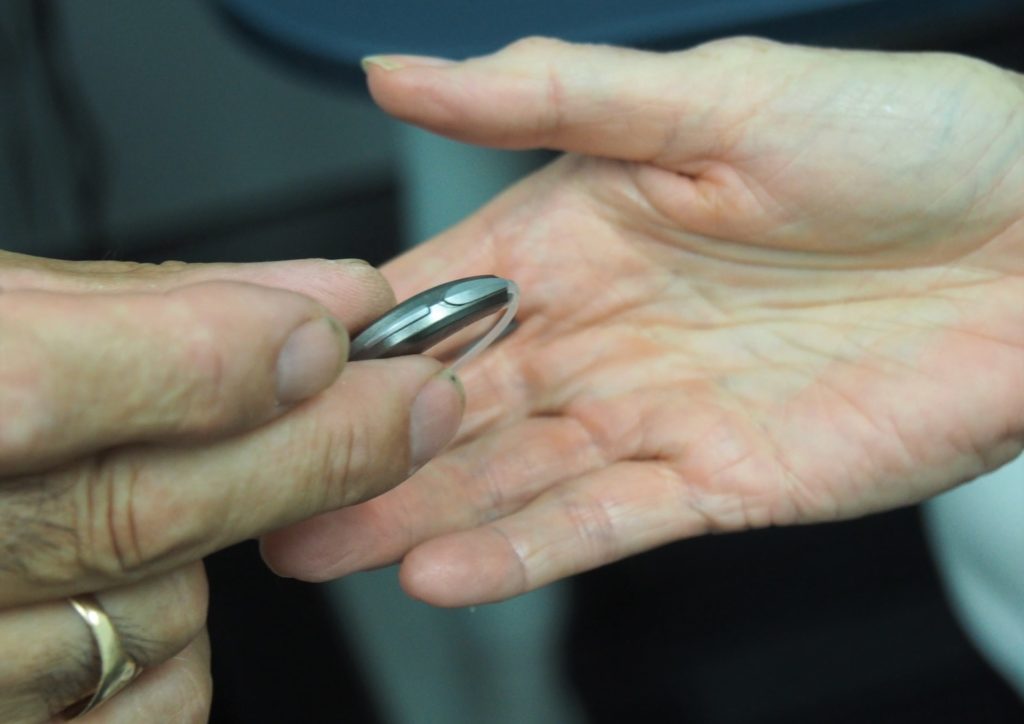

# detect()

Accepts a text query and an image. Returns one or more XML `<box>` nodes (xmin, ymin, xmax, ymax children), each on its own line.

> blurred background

<box><xmin>3</xmin><ymin>1</ymin><xmax>1022</xmax><ymax>722</ymax></box>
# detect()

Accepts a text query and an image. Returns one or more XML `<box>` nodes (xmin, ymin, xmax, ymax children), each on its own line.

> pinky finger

<box><xmin>71</xmin><ymin>631</ymin><xmax>212</xmax><ymax>724</ymax></box>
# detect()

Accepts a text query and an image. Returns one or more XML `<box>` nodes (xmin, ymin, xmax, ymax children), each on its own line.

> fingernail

<box><xmin>409</xmin><ymin>370</ymin><xmax>465</xmax><ymax>471</ymax></box>
<box><xmin>276</xmin><ymin>317</ymin><xmax>347</xmax><ymax>404</ymax></box>
<box><xmin>361</xmin><ymin>54</ymin><xmax>456</xmax><ymax>72</ymax></box>
<box><xmin>328</xmin><ymin>258</ymin><xmax>372</xmax><ymax>267</ymax></box>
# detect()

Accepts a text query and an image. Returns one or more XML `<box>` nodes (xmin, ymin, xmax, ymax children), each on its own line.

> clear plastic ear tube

<box><xmin>447</xmin><ymin>280</ymin><xmax>518</xmax><ymax>371</ymax></box>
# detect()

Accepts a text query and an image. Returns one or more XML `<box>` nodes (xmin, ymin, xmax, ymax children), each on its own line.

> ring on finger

<box><xmin>60</xmin><ymin>594</ymin><xmax>141</xmax><ymax>719</ymax></box>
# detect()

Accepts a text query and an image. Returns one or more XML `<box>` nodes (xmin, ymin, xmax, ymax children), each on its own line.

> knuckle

<box><xmin>313</xmin><ymin>420</ymin><xmax>389</xmax><ymax>510</ymax></box>
<box><xmin>693</xmin><ymin>35</ymin><xmax>779</xmax><ymax>59</ymax></box>
<box><xmin>495</xmin><ymin>37</ymin><xmax>571</xmax><ymax>139</ymax></box>
<box><xmin>178</xmin><ymin>327</ymin><xmax>230</xmax><ymax>429</ymax></box>
<box><xmin>503</xmin><ymin>35</ymin><xmax>567</xmax><ymax>57</ymax></box>
<box><xmin>158</xmin><ymin>259</ymin><xmax>189</xmax><ymax>273</ymax></box>
<box><xmin>559</xmin><ymin>491</ymin><xmax>619</xmax><ymax>562</ymax></box>
<box><xmin>72</xmin><ymin>454</ymin><xmax>151</xmax><ymax>581</ymax></box>
<box><xmin>159</xmin><ymin>294</ymin><xmax>234</xmax><ymax>434</ymax></box>
<box><xmin>322</xmin><ymin>424</ymin><xmax>365</xmax><ymax>507</ymax></box>
<box><xmin>77</xmin><ymin>452</ymin><xmax>222</xmax><ymax>583</ymax></box>
<box><xmin>0</xmin><ymin>457</ymin><xmax>203</xmax><ymax>592</ymax></box>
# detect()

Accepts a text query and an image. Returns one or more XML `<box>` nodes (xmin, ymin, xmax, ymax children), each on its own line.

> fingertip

<box><xmin>362</xmin><ymin>53</ymin><xmax>458</xmax><ymax>111</ymax></box>
<box><xmin>274</xmin><ymin>258</ymin><xmax>397</xmax><ymax>331</ymax></box>
<box><xmin>258</xmin><ymin>532</ymin><xmax>296</xmax><ymax>579</ymax></box>
<box><xmin>399</xmin><ymin>547</ymin><xmax>472</xmax><ymax>607</ymax></box>
<box><xmin>259</xmin><ymin>511</ymin><xmax>367</xmax><ymax>581</ymax></box>
<box><xmin>400</xmin><ymin>530</ymin><xmax>525</xmax><ymax>607</ymax></box>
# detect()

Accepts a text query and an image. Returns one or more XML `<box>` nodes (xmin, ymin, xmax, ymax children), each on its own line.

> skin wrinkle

<box><xmin>549</xmin><ymin>487</ymin><xmax>620</xmax><ymax>568</ymax></box>
<box><xmin>650</xmin><ymin>100</ymin><xmax>685</xmax><ymax>167</ymax></box>
<box><xmin>948</xmin><ymin>323</ymin><xmax>1024</xmax><ymax>352</ymax></box>
<box><xmin>597</xmin><ymin>159</ymin><xmax>673</xmax><ymax>225</ymax></box>
<box><xmin>794</xmin><ymin>369</ymin><xmax>940</xmax><ymax>511</ymax></box>
<box><xmin>565</xmin><ymin>398</ymin><xmax>638</xmax><ymax>468</ymax></box>
<box><xmin>680</xmin><ymin>427</ymin><xmax>777</xmax><ymax>532</ymax></box>
<box><xmin>172</xmin><ymin>327</ymin><xmax>228</xmax><ymax>438</ymax></box>
<box><xmin>84</xmin><ymin>449</ymin><xmax>149</xmax><ymax>580</ymax></box>
<box><xmin>311</xmin><ymin>419</ymin><xmax>348</xmax><ymax>516</ymax></box>
<box><xmin>722</xmin><ymin>425</ymin><xmax>799</xmax><ymax>527</ymax></box>
<box><xmin>458</xmin><ymin>418</ymin><xmax>604</xmax><ymax>527</ymax></box>
<box><xmin>699</xmin><ymin>50</ymin><xmax>784</xmax><ymax>161</ymax></box>
<box><xmin>38</xmin><ymin>647</ymin><xmax>96</xmax><ymax>715</ymax></box>
<box><xmin>697</xmin><ymin>365</ymin><xmax>830</xmax><ymax>525</ymax></box>
<box><xmin>840</xmin><ymin>316</ymin><xmax>932</xmax><ymax>372</ymax></box>
<box><xmin>466</xmin><ymin>421</ymin><xmax>598</xmax><ymax>524</ymax></box>
<box><xmin>474</xmin><ymin>457</ymin><xmax>517</xmax><ymax>526</ymax></box>
<box><xmin>816</xmin><ymin>374</ymin><xmax>906</xmax><ymax>473</ymax></box>
<box><xmin>115</xmin><ymin>620</ymin><xmax>171</xmax><ymax>670</ymax></box>
<box><xmin>920</xmin><ymin>98</ymin><xmax>1023</xmax><ymax>225</ymax></box>
<box><xmin>322</xmin><ymin>400</ymin><xmax>382</xmax><ymax>510</ymax></box>
<box><xmin>772</xmin><ymin>328</ymin><xmax>862</xmax><ymax>370</ymax></box>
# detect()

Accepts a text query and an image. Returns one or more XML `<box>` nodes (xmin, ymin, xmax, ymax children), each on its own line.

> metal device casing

<box><xmin>348</xmin><ymin>276</ymin><xmax>513</xmax><ymax>361</ymax></box>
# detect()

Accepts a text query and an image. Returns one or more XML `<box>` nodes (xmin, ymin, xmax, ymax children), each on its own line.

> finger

<box><xmin>0</xmin><ymin>357</ymin><xmax>464</xmax><ymax>606</ymax></box>
<box><xmin>364</xmin><ymin>36</ymin><xmax>797</xmax><ymax>165</ymax></box>
<box><xmin>0</xmin><ymin>563</ymin><xmax>207</xmax><ymax>722</ymax></box>
<box><xmin>0</xmin><ymin>281</ymin><xmax>349</xmax><ymax>475</ymax></box>
<box><xmin>260</xmin><ymin>415</ymin><xmax>601</xmax><ymax>581</ymax></box>
<box><xmin>0</xmin><ymin>252</ymin><xmax>396</xmax><ymax>329</ymax></box>
<box><xmin>75</xmin><ymin>631</ymin><xmax>212</xmax><ymax>724</ymax></box>
<box><xmin>399</xmin><ymin>461</ymin><xmax>711</xmax><ymax>607</ymax></box>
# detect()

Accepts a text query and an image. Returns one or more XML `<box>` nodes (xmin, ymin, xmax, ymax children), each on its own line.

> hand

<box><xmin>0</xmin><ymin>252</ymin><xmax>464</xmax><ymax>722</ymax></box>
<box><xmin>263</xmin><ymin>38</ymin><xmax>1024</xmax><ymax>606</ymax></box>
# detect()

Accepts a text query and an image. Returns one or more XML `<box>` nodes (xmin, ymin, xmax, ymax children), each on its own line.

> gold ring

<box><xmin>61</xmin><ymin>594</ymin><xmax>141</xmax><ymax>719</ymax></box>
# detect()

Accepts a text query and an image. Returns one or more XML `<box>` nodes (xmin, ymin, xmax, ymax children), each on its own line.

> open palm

<box><xmin>263</xmin><ymin>38</ymin><xmax>1024</xmax><ymax>606</ymax></box>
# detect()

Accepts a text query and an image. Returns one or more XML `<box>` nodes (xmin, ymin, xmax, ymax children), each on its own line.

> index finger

<box><xmin>0</xmin><ymin>252</ymin><xmax>397</xmax><ymax>327</ymax></box>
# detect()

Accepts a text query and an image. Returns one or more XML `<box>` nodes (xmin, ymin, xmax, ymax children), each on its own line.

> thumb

<box><xmin>362</xmin><ymin>36</ymin><xmax>793</xmax><ymax>165</ymax></box>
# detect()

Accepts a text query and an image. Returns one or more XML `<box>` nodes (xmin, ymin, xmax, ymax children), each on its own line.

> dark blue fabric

<box><xmin>220</xmin><ymin>0</ymin><xmax>867</xmax><ymax>62</ymax></box>
<box><xmin>216</xmin><ymin>0</ymin><xmax>1023</xmax><ymax>89</ymax></box>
